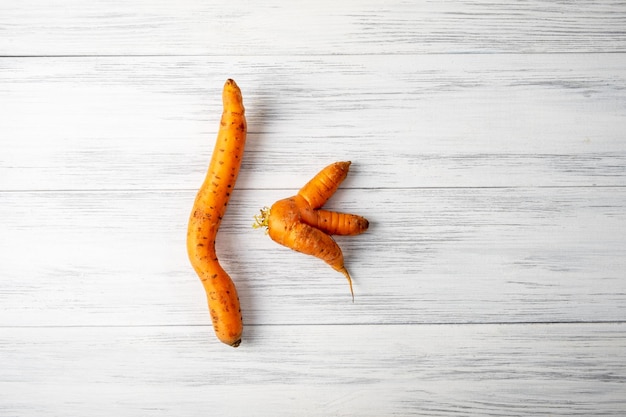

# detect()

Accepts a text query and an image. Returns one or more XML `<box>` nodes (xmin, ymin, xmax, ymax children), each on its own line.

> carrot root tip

<box><xmin>339</xmin><ymin>267</ymin><xmax>355</xmax><ymax>302</ymax></box>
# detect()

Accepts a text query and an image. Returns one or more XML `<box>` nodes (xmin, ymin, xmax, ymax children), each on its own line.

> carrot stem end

<box><xmin>252</xmin><ymin>207</ymin><xmax>270</xmax><ymax>231</ymax></box>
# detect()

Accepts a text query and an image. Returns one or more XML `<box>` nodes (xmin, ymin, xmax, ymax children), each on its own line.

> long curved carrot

<box><xmin>187</xmin><ymin>79</ymin><xmax>246</xmax><ymax>347</ymax></box>
<box><xmin>254</xmin><ymin>161</ymin><xmax>368</xmax><ymax>300</ymax></box>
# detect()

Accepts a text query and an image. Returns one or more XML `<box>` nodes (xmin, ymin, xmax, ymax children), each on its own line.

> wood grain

<box><xmin>1</xmin><ymin>324</ymin><xmax>625</xmax><ymax>416</ymax></box>
<box><xmin>1</xmin><ymin>0</ymin><xmax>625</xmax><ymax>55</ymax></box>
<box><xmin>1</xmin><ymin>187</ymin><xmax>624</xmax><ymax>327</ymax></box>
<box><xmin>1</xmin><ymin>54</ymin><xmax>625</xmax><ymax>191</ymax></box>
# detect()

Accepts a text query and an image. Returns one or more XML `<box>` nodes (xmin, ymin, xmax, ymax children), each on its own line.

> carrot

<box><xmin>254</xmin><ymin>161</ymin><xmax>368</xmax><ymax>300</ymax></box>
<box><xmin>187</xmin><ymin>79</ymin><xmax>246</xmax><ymax>347</ymax></box>
<box><xmin>298</xmin><ymin>161</ymin><xmax>351</xmax><ymax>209</ymax></box>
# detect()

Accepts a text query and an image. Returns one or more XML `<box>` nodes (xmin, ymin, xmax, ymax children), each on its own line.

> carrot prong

<box><xmin>298</xmin><ymin>161</ymin><xmax>351</xmax><ymax>209</ymax></box>
<box><xmin>301</xmin><ymin>208</ymin><xmax>369</xmax><ymax>236</ymax></box>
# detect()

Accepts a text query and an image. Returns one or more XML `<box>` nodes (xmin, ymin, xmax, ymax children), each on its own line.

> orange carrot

<box><xmin>254</xmin><ymin>161</ymin><xmax>368</xmax><ymax>300</ymax></box>
<box><xmin>187</xmin><ymin>79</ymin><xmax>246</xmax><ymax>347</ymax></box>
<box><xmin>298</xmin><ymin>161</ymin><xmax>351</xmax><ymax>209</ymax></box>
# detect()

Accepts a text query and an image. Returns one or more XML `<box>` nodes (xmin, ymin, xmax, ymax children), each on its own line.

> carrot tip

<box><xmin>339</xmin><ymin>267</ymin><xmax>355</xmax><ymax>302</ymax></box>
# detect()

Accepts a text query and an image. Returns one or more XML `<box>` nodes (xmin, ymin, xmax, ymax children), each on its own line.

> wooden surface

<box><xmin>1</xmin><ymin>1</ymin><xmax>626</xmax><ymax>415</ymax></box>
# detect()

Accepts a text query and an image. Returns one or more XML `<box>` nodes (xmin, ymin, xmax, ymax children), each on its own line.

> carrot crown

<box><xmin>252</xmin><ymin>207</ymin><xmax>270</xmax><ymax>231</ymax></box>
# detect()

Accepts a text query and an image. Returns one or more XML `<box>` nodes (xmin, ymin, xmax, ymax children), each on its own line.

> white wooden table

<box><xmin>2</xmin><ymin>1</ymin><xmax>626</xmax><ymax>415</ymax></box>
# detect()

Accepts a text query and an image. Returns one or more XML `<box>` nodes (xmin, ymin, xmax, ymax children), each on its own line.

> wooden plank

<box><xmin>1</xmin><ymin>54</ymin><xmax>625</xmax><ymax>191</ymax></box>
<box><xmin>1</xmin><ymin>0</ymin><xmax>625</xmax><ymax>56</ymax></box>
<box><xmin>1</xmin><ymin>323</ymin><xmax>625</xmax><ymax>416</ymax></box>
<box><xmin>1</xmin><ymin>187</ymin><xmax>624</xmax><ymax>327</ymax></box>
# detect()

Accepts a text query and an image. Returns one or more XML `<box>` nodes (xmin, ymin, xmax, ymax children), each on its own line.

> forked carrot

<box><xmin>254</xmin><ymin>161</ymin><xmax>368</xmax><ymax>300</ymax></box>
<box><xmin>187</xmin><ymin>79</ymin><xmax>246</xmax><ymax>347</ymax></box>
